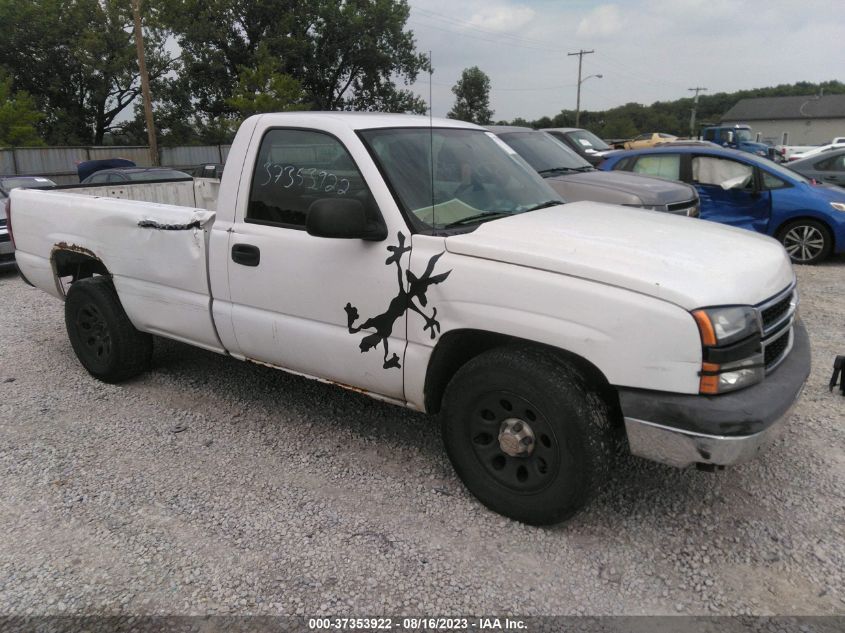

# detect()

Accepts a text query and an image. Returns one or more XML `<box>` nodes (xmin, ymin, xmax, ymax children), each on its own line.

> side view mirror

<box><xmin>306</xmin><ymin>198</ymin><xmax>387</xmax><ymax>241</ymax></box>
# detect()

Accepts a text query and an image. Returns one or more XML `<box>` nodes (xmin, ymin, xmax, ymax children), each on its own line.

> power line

<box><xmin>412</xmin><ymin>7</ymin><xmax>565</xmax><ymax>51</ymax></box>
<box><xmin>409</xmin><ymin>18</ymin><xmax>563</xmax><ymax>52</ymax></box>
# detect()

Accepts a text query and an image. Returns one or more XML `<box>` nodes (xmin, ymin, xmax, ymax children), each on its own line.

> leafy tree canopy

<box><xmin>0</xmin><ymin>0</ymin><xmax>176</xmax><ymax>144</ymax></box>
<box><xmin>0</xmin><ymin>75</ymin><xmax>44</xmax><ymax>146</ymax></box>
<box><xmin>160</xmin><ymin>0</ymin><xmax>429</xmax><ymax>124</ymax></box>
<box><xmin>447</xmin><ymin>66</ymin><xmax>493</xmax><ymax>125</ymax></box>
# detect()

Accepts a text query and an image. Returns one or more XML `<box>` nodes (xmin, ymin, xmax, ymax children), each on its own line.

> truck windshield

<box><xmin>567</xmin><ymin>129</ymin><xmax>610</xmax><ymax>151</ymax></box>
<box><xmin>359</xmin><ymin>127</ymin><xmax>563</xmax><ymax>230</ymax></box>
<box><xmin>735</xmin><ymin>129</ymin><xmax>754</xmax><ymax>142</ymax></box>
<box><xmin>497</xmin><ymin>131</ymin><xmax>593</xmax><ymax>173</ymax></box>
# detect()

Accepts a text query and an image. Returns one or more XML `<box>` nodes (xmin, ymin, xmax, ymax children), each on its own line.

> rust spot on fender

<box><xmin>243</xmin><ymin>357</ymin><xmax>370</xmax><ymax>396</ymax></box>
<box><xmin>53</xmin><ymin>242</ymin><xmax>98</xmax><ymax>259</ymax></box>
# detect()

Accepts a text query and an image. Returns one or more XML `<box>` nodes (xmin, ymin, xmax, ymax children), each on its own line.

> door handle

<box><xmin>231</xmin><ymin>243</ymin><xmax>260</xmax><ymax>267</ymax></box>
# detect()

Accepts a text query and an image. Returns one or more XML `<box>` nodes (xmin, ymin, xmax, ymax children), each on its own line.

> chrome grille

<box><xmin>755</xmin><ymin>283</ymin><xmax>797</xmax><ymax>338</ymax></box>
<box><xmin>665</xmin><ymin>199</ymin><xmax>699</xmax><ymax>217</ymax></box>
<box><xmin>761</xmin><ymin>294</ymin><xmax>791</xmax><ymax>331</ymax></box>
<box><xmin>667</xmin><ymin>199</ymin><xmax>697</xmax><ymax>212</ymax></box>
<box><xmin>755</xmin><ymin>282</ymin><xmax>797</xmax><ymax>374</ymax></box>
<box><xmin>764</xmin><ymin>328</ymin><xmax>791</xmax><ymax>370</ymax></box>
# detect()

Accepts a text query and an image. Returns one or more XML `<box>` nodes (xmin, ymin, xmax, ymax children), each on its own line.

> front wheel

<box><xmin>65</xmin><ymin>276</ymin><xmax>153</xmax><ymax>383</ymax></box>
<box><xmin>441</xmin><ymin>347</ymin><xmax>613</xmax><ymax>525</ymax></box>
<box><xmin>777</xmin><ymin>219</ymin><xmax>832</xmax><ymax>264</ymax></box>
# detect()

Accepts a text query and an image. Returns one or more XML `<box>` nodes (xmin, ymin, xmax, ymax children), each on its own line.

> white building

<box><xmin>721</xmin><ymin>94</ymin><xmax>845</xmax><ymax>146</ymax></box>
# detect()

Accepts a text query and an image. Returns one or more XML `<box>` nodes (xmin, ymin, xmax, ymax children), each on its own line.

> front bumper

<box><xmin>619</xmin><ymin>321</ymin><xmax>810</xmax><ymax>468</ymax></box>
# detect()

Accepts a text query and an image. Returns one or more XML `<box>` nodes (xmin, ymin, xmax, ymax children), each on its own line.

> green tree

<box><xmin>226</xmin><ymin>47</ymin><xmax>308</xmax><ymax>117</ymax></box>
<box><xmin>160</xmin><ymin>0</ymin><xmax>429</xmax><ymax>121</ymax></box>
<box><xmin>0</xmin><ymin>0</ymin><xmax>176</xmax><ymax>144</ymax></box>
<box><xmin>447</xmin><ymin>66</ymin><xmax>493</xmax><ymax>125</ymax></box>
<box><xmin>0</xmin><ymin>76</ymin><xmax>44</xmax><ymax>146</ymax></box>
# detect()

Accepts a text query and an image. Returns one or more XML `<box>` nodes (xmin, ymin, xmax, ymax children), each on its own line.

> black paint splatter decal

<box><xmin>345</xmin><ymin>233</ymin><xmax>452</xmax><ymax>369</ymax></box>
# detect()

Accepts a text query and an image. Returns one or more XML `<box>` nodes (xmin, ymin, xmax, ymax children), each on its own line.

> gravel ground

<box><xmin>0</xmin><ymin>258</ymin><xmax>843</xmax><ymax>617</ymax></box>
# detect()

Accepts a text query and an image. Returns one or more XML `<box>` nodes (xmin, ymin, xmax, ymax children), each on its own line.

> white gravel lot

<box><xmin>0</xmin><ymin>257</ymin><xmax>843</xmax><ymax>617</ymax></box>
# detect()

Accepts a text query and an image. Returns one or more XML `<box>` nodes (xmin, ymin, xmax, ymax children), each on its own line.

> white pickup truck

<box><xmin>9</xmin><ymin>113</ymin><xmax>810</xmax><ymax>525</ymax></box>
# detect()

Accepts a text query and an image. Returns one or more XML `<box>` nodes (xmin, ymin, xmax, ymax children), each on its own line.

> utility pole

<box><xmin>131</xmin><ymin>0</ymin><xmax>159</xmax><ymax>166</ymax></box>
<box><xmin>568</xmin><ymin>49</ymin><xmax>594</xmax><ymax>126</ymax></box>
<box><xmin>688</xmin><ymin>86</ymin><xmax>707</xmax><ymax>138</ymax></box>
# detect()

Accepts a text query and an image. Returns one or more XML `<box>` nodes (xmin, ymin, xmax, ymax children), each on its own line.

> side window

<box><xmin>613</xmin><ymin>156</ymin><xmax>636</xmax><ymax>171</ymax></box>
<box><xmin>814</xmin><ymin>156</ymin><xmax>834</xmax><ymax>170</ymax></box>
<box><xmin>107</xmin><ymin>173</ymin><xmax>126</xmax><ymax>183</ymax></box>
<box><xmin>247</xmin><ymin>129</ymin><xmax>373</xmax><ymax>228</ymax></box>
<box><xmin>88</xmin><ymin>173</ymin><xmax>109</xmax><ymax>184</ymax></box>
<box><xmin>703</xmin><ymin>129</ymin><xmax>715</xmax><ymax>142</ymax></box>
<box><xmin>632</xmin><ymin>154</ymin><xmax>681</xmax><ymax>180</ymax></box>
<box><xmin>760</xmin><ymin>170</ymin><xmax>788</xmax><ymax>190</ymax></box>
<box><xmin>815</xmin><ymin>155</ymin><xmax>845</xmax><ymax>172</ymax></box>
<box><xmin>692</xmin><ymin>156</ymin><xmax>753</xmax><ymax>189</ymax></box>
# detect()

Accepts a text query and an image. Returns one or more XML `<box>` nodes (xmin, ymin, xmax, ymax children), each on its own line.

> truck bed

<box><xmin>53</xmin><ymin>177</ymin><xmax>220</xmax><ymax>211</ymax></box>
<box><xmin>11</xmin><ymin>186</ymin><xmax>222</xmax><ymax>353</ymax></box>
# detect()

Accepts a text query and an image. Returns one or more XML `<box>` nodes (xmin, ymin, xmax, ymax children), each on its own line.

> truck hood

<box><xmin>546</xmin><ymin>170</ymin><xmax>695</xmax><ymax>206</ymax></box>
<box><xmin>738</xmin><ymin>141</ymin><xmax>769</xmax><ymax>155</ymax></box>
<box><xmin>445</xmin><ymin>202</ymin><xmax>794</xmax><ymax>310</ymax></box>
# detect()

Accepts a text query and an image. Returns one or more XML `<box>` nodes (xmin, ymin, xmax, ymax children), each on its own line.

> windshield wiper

<box><xmin>572</xmin><ymin>165</ymin><xmax>594</xmax><ymax>172</ymax></box>
<box><xmin>442</xmin><ymin>211</ymin><xmax>511</xmax><ymax>229</ymax></box>
<box><xmin>523</xmin><ymin>200</ymin><xmax>563</xmax><ymax>212</ymax></box>
<box><xmin>538</xmin><ymin>167</ymin><xmax>579</xmax><ymax>176</ymax></box>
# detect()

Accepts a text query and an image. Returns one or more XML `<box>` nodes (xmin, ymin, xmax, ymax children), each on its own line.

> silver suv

<box><xmin>487</xmin><ymin>127</ymin><xmax>699</xmax><ymax>217</ymax></box>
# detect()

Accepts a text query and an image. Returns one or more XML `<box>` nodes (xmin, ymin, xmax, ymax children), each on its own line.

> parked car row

<box><xmin>599</xmin><ymin>145</ymin><xmax>845</xmax><ymax>264</ymax></box>
<box><xmin>486</xmin><ymin>126</ymin><xmax>699</xmax><ymax>216</ymax></box>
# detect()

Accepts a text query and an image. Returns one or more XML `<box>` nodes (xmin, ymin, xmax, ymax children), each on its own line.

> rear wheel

<box><xmin>65</xmin><ymin>276</ymin><xmax>153</xmax><ymax>383</ymax></box>
<box><xmin>777</xmin><ymin>219</ymin><xmax>832</xmax><ymax>264</ymax></box>
<box><xmin>441</xmin><ymin>346</ymin><xmax>613</xmax><ymax>525</ymax></box>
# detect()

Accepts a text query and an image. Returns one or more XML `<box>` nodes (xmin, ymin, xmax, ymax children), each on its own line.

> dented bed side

<box><xmin>11</xmin><ymin>188</ymin><xmax>224</xmax><ymax>353</ymax></box>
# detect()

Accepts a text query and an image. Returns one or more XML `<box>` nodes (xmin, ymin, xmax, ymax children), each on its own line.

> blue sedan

<box><xmin>599</xmin><ymin>146</ymin><xmax>845</xmax><ymax>264</ymax></box>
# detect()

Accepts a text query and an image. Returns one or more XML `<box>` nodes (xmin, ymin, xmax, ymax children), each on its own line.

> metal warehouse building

<box><xmin>721</xmin><ymin>94</ymin><xmax>845</xmax><ymax>146</ymax></box>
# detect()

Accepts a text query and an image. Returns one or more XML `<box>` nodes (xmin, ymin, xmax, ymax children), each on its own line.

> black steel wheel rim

<box><xmin>467</xmin><ymin>391</ymin><xmax>561</xmax><ymax>493</ymax></box>
<box><xmin>76</xmin><ymin>302</ymin><xmax>112</xmax><ymax>360</ymax></box>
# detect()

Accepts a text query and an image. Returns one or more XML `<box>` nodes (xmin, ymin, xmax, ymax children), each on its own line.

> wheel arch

<box><xmin>50</xmin><ymin>244</ymin><xmax>111</xmax><ymax>298</ymax></box>
<box><xmin>423</xmin><ymin>328</ymin><xmax>622</xmax><ymax>425</ymax></box>
<box><xmin>773</xmin><ymin>214</ymin><xmax>836</xmax><ymax>250</ymax></box>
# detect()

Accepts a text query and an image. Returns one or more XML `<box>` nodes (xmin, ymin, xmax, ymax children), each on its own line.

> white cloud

<box><xmin>467</xmin><ymin>5</ymin><xmax>536</xmax><ymax>32</ymax></box>
<box><xmin>576</xmin><ymin>4</ymin><xmax>623</xmax><ymax>38</ymax></box>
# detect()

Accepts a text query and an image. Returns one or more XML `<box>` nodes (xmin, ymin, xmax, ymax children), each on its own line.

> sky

<box><xmin>403</xmin><ymin>0</ymin><xmax>845</xmax><ymax>121</ymax></box>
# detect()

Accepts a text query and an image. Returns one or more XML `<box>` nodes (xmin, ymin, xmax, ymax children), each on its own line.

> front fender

<box><xmin>402</xmin><ymin>237</ymin><xmax>702</xmax><ymax>411</ymax></box>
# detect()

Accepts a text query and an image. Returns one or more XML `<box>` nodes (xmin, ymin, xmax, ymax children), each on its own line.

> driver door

<box><xmin>690</xmin><ymin>155</ymin><xmax>771</xmax><ymax>232</ymax></box>
<box><xmin>224</xmin><ymin>126</ymin><xmax>411</xmax><ymax>400</ymax></box>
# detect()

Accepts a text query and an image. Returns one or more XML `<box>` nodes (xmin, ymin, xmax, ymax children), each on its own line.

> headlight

<box><xmin>692</xmin><ymin>306</ymin><xmax>763</xmax><ymax>394</ymax></box>
<box><xmin>831</xmin><ymin>202</ymin><xmax>845</xmax><ymax>212</ymax></box>
<box><xmin>693</xmin><ymin>306</ymin><xmax>758</xmax><ymax>346</ymax></box>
